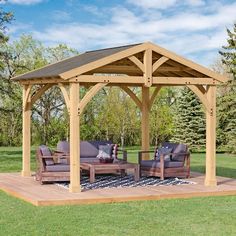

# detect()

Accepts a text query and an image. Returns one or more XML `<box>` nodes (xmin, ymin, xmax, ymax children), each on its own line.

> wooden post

<box><xmin>144</xmin><ymin>49</ymin><xmax>152</xmax><ymax>87</ymax></box>
<box><xmin>22</xmin><ymin>85</ymin><xmax>31</xmax><ymax>177</ymax></box>
<box><xmin>141</xmin><ymin>86</ymin><xmax>150</xmax><ymax>159</ymax></box>
<box><xmin>205</xmin><ymin>85</ymin><xmax>217</xmax><ymax>186</ymax></box>
<box><xmin>69</xmin><ymin>82</ymin><xmax>81</xmax><ymax>193</ymax></box>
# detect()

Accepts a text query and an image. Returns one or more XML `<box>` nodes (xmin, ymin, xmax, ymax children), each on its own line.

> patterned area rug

<box><xmin>56</xmin><ymin>175</ymin><xmax>195</xmax><ymax>190</ymax></box>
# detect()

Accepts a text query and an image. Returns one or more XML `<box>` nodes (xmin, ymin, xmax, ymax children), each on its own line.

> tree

<box><xmin>172</xmin><ymin>87</ymin><xmax>206</xmax><ymax>151</ymax></box>
<box><xmin>95</xmin><ymin>87</ymin><xmax>140</xmax><ymax>147</ymax></box>
<box><xmin>218</xmin><ymin>24</ymin><xmax>236</xmax><ymax>153</ymax></box>
<box><xmin>150</xmin><ymin>87</ymin><xmax>175</xmax><ymax>146</ymax></box>
<box><xmin>0</xmin><ymin>34</ymin><xmax>78</xmax><ymax>145</ymax></box>
<box><xmin>0</xmin><ymin>0</ymin><xmax>13</xmax><ymax>70</ymax></box>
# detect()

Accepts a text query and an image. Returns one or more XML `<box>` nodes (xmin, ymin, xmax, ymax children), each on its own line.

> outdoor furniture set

<box><xmin>36</xmin><ymin>141</ymin><xmax>190</xmax><ymax>185</ymax></box>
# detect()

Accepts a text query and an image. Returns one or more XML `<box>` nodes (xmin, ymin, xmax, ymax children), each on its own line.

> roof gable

<box><xmin>12</xmin><ymin>42</ymin><xmax>228</xmax><ymax>84</ymax></box>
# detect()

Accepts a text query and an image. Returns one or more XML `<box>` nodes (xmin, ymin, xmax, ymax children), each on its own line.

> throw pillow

<box><xmin>111</xmin><ymin>144</ymin><xmax>118</xmax><ymax>159</ymax></box>
<box><xmin>97</xmin><ymin>145</ymin><xmax>113</xmax><ymax>159</ymax></box>
<box><xmin>155</xmin><ymin>147</ymin><xmax>173</xmax><ymax>161</ymax></box>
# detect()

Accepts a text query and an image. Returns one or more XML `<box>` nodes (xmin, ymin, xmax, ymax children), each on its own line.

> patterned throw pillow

<box><xmin>111</xmin><ymin>144</ymin><xmax>118</xmax><ymax>159</ymax></box>
<box><xmin>97</xmin><ymin>145</ymin><xmax>113</xmax><ymax>159</ymax></box>
<box><xmin>154</xmin><ymin>147</ymin><xmax>173</xmax><ymax>161</ymax></box>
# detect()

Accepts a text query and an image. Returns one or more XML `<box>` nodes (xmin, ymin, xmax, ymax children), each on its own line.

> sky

<box><xmin>2</xmin><ymin>0</ymin><xmax>236</xmax><ymax>67</ymax></box>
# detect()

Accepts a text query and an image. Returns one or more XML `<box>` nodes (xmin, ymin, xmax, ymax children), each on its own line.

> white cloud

<box><xmin>7</xmin><ymin>0</ymin><xmax>43</xmax><ymax>5</ymax></box>
<box><xmin>12</xmin><ymin>1</ymin><xmax>236</xmax><ymax>66</ymax></box>
<box><xmin>51</xmin><ymin>10</ymin><xmax>71</xmax><ymax>22</ymax></box>
<box><xmin>127</xmin><ymin>0</ymin><xmax>177</xmax><ymax>9</ymax></box>
<box><xmin>184</xmin><ymin>0</ymin><xmax>205</xmax><ymax>6</ymax></box>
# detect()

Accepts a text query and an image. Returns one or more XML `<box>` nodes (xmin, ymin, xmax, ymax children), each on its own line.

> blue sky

<box><xmin>2</xmin><ymin>0</ymin><xmax>236</xmax><ymax>66</ymax></box>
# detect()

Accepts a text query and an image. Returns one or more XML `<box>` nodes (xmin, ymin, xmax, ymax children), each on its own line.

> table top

<box><xmin>80</xmin><ymin>161</ymin><xmax>138</xmax><ymax>168</ymax></box>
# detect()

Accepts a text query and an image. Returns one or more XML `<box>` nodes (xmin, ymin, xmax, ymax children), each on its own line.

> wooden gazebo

<box><xmin>12</xmin><ymin>42</ymin><xmax>228</xmax><ymax>193</ymax></box>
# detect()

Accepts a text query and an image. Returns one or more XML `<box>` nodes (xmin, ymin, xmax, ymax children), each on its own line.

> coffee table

<box><xmin>80</xmin><ymin>161</ymin><xmax>140</xmax><ymax>183</ymax></box>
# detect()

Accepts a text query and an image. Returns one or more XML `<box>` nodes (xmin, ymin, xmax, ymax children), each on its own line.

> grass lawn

<box><xmin>0</xmin><ymin>147</ymin><xmax>236</xmax><ymax>235</ymax></box>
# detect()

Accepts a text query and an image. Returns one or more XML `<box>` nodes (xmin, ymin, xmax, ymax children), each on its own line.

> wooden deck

<box><xmin>0</xmin><ymin>172</ymin><xmax>236</xmax><ymax>206</ymax></box>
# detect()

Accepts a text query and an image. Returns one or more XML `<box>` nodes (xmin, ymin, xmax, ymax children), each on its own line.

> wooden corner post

<box><xmin>141</xmin><ymin>86</ymin><xmax>150</xmax><ymax>159</ymax></box>
<box><xmin>22</xmin><ymin>85</ymin><xmax>32</xmax><ymax>177</ymax></box>
<box><xmin>69</xmin><ymin>82</ymin><xmax>81</xmax><ymax>193</ymax></box>
<box><xmin>205</xmin><ymin>85</ymin><xmax>217</xmax><ymax>186</ymax></box>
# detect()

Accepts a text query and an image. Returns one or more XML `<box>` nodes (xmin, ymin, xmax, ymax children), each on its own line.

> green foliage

<box><xmin>172</xmin><ymin>87</ymin><xmax>206</xmax><ymax>150</ymax></box>
<box><xmin>218</xmin><ymin>24</ymin><xmax>236</xmax><ymax>153</ymax></box>
<box><xmin>0</xmin><ymin>35</ymin><xmax>78</xmax><ymax>146</ymax></box>
<box><xmin>150</xmin><ymin>87</ymin><xmax>175</xmax><ymax>146</ymax></box>
<box><xmin>0</xmin><ymin>1</ymin><xmax>13</xmax><ymax>46</ymax></box>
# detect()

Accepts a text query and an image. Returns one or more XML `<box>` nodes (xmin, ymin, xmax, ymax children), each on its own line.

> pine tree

<box><xmin>218</xmin><ymin>24</ymin><xmax>236</xmax><ymax>153</ymax></box>
<box><xmin>172</xmin><ymin>87</ymin><xmax>206</xmax><ymax>151</ymax></box>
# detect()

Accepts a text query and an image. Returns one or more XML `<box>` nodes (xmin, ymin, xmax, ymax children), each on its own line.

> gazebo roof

<box><xmin>12</xmin><ymin>43</ymin><xmax>139</xmax><ymax>81</ymax></box>
<box><xmin>12</xmin><ymin>42</ymin><xmax>228</xmax><ymax>84</ymax></box>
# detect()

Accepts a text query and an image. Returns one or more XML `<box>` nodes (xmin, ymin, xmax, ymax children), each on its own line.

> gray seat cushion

<box><xmin>141</xmin><ymin>160</ymin><xmax>183</xmax><ymax>168</ymax></box>
<box><xmin>46</xmin><ymin>164</ymin><xmax>70</xmax><ymax>172</ymax></box>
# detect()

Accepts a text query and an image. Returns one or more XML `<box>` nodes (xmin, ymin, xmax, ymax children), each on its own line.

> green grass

<box><xmin>0</xmin><ymin>147</ymin><xmax>236</xmax><ymax>235</ymax></box>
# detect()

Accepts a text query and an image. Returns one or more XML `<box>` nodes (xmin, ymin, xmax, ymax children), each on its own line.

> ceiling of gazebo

<box><xmin>12</xmin><ymin>42</ymin><xmax>228</xmax><ymax>85</ymax></box>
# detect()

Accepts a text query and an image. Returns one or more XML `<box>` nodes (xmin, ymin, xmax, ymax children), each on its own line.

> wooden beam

<box><xmin>143</xmin><ymin>49</ymin><xmax>152</xmax><ymax>87</ymax></box>
<box><xmin>69</xmin><ymin>83</ymin><xmax>81</xmax><ymax>193</ymax></box>
<box><xmin>78</xmin><ymin>83</ymin><xmax>107</xmax><ymax>115</ymax></box>
<box><xmin>20</xmin><ymin>77</ymin><xmax>65</xmax><ymax>85</ymax></box>
<box><xmin>90</xmin><ymin>65</ymin><xmax>142</xmax><ymax>75</ymax></box>
<box><xmin>141</xmin><ymin>87</ymin><xmax>150</xmax><ymax>159</ymax></box>
<box><xmin>120</xmin><ymin>86</ymin><xmax>142</xmax><ymax>109</ymax></box>
<box><xmin>128</xmin><ymin>56</ymin><xmax>144</xmax><ymax>72</ymax></box>
<box><xmin>31</xmin><ymin>84</ymin><xmax>54</xmax><ymax>106</ymax></box>
<box><xmin>149</xmin><ymin>42</ymin><xmax>228</xmax><ymax>83</ymax></box>
<box><xmin>205</xmin><ymin>85</ymin><xmax>217</xmax><ymax>186</ymax></box>
<box><xmin>23</xmin><ymin>85</ymin><xmax>32</xmax><ymax>111</ymax></box>
<box><xmin>153</xmin><ymin>77</ymin><xmax>219</xmax><ymax>85</ymax></box>
<box><xmin>152</xmin><ymin>56</ymin><xmax>169</xmax><ymax>74</ymax></box>
<box><xmin>70</xmin><ymin>75</ymin><xmax>219</xmax><ymax>85</ymax></box>
<box><xmin>70</xmin><ymin>75</ymin><xmax>144</xmax><ymax>84</ymax></box>
<box><xmin>196</xmin><ymin>85</ymin><xmax>207</xmax><ymax>94</ymax></box>
<box><xmin>149</xmin><ymin>85</ymin><xmax>162</xmax><ymax>110</ymax></box>
<box><xmin>58</xmin><ymin>83</ymin><xmax>70</xmax><ymax>112</ymax></box>
<box><xmin>22</xmin><ymin>85</ymin><xmax>31</xmax><ymax>177</ymax></box>
<box><xmin>60</xmin><ymin>44</ymin><xmax>147</xmax><ymax>79</ymax></box>
<box><xmin>187</xmin><ymin>85</ymin><xmax>211</xmax><ymax>113</ymax></box>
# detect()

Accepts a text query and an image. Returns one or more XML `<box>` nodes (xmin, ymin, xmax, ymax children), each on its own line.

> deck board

<box><xmin>0</xmin><ymin>172</ymin><xmax>236</xmax><ymax>206</ymax></box>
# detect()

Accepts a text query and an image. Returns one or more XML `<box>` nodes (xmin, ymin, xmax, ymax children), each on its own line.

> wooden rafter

<box><xmin>149</xmin><ymin>42</ymin><xmax>228</xmax><ymax>83</ymax></box>
<box><xmin>78</xmin><ymin>83</ymin><xmax>107</xmax><ymax>115</ymax></box>
<box><xmin>31</xmin><ymin>84</ymin><xmax>54</xmax><ymax>106</ymax></box>
<box><xmin>152</xmin><ymin>56</ymin><xmax>169</xmax><ymax>74</ymax></box>
<box><xmin>60</xmin><ymin>44</ymin><xmax>147</xmax><ymax>79</ymax></box>
<box><xmin>120</xmin><ymin>86</ymin><xmax>142</xmax><ymax>109</ymax></box>
<box><xmin>58</xmin><ymin>83</ymin><xmax>70</xmax><ymax>111</ymax></box>
<box><xmin>187</xmin><ymin>85</ymin><xmax>211</xmax><ymax>113</ymax></box>
<box><xmin>128</xmin><ymin>56</ymin><xmax>144</xmax><ymax>72</ymax></box>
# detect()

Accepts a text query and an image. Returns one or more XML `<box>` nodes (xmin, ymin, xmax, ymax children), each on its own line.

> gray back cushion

<box><xmin>39</xmin><ymin>145</ymin><xmax>54</xmax><ymax>165</ymax></box>
<box><xmin>162</xmin><ymin>142</ymin><xmax>188</xmax><ymax>162</ymax></box>
<box><xmin>80</xmin><ymin>141</ymin><xmax>112</xmax><ymax>158</ymax></box>
<box><xmin>57</xmin><ymin>141</ymin><xmax>70</xmax><ymax>153</ymax></box>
